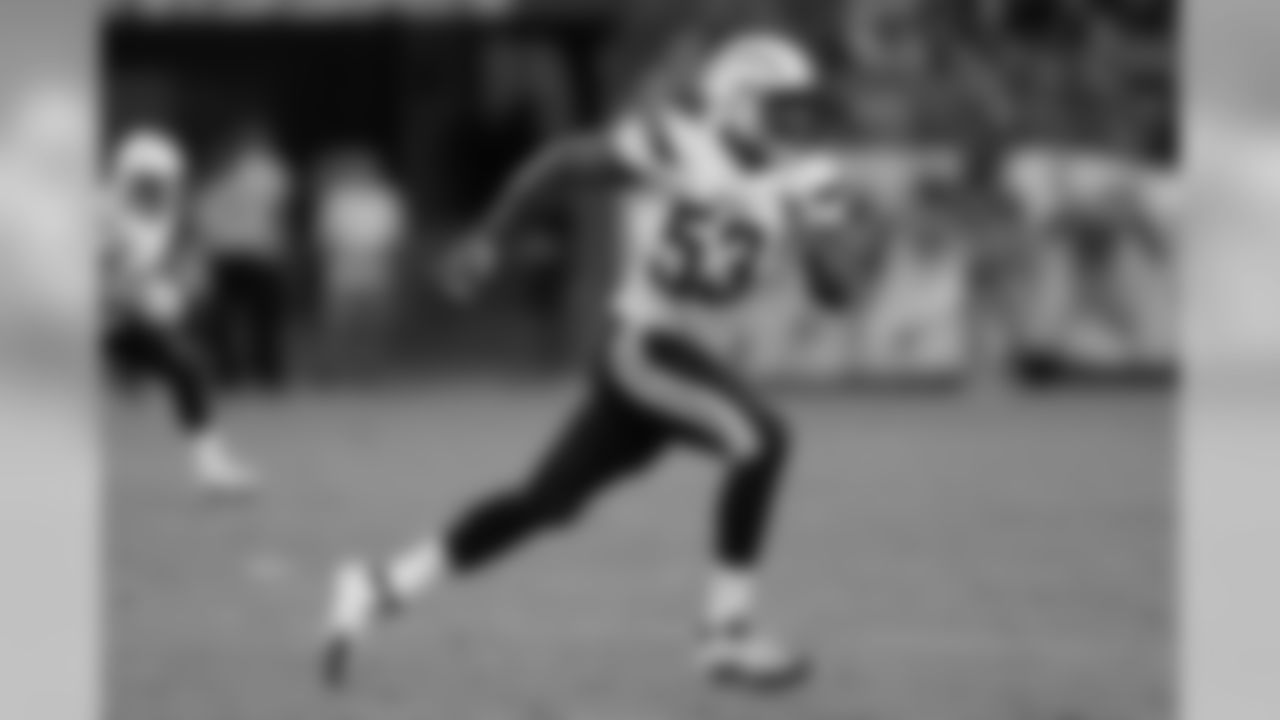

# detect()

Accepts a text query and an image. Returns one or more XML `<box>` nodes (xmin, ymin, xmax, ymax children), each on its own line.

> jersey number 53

<box><xmin>652</xmin><ymin>201</ymin><xmax>765</xmax><ymax>305</ymax></box>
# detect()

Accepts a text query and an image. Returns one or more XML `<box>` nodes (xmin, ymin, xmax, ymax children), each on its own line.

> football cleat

<box><xmin>696</xmin><ymin>622</ymin><xmax>813</xmax><ymax>693</ymax></box>
<box><xmin>192</xmin><ymin>439</ymin><xmax>257</xmax><ymax>494</ymax></box>
<box><xmin>319</xmin><ymin>560</ymin><xmax>400</xmax><ymax>689</ymax></box>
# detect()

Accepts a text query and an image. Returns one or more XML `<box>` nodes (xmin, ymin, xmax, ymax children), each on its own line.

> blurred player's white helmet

<box><xmin>113</xmin><ymin>127</ymin><xmax>186</xmax><ymax>219</ymax></box>
<box><xmin>698</xmin><ymin>31</ymin><xmax>818</xmax><ymax>141</ymax></box>
<box><xmin>116</xmin><ymin>128</ymin><xmax>185</xmax><ymax>185</ymax></box>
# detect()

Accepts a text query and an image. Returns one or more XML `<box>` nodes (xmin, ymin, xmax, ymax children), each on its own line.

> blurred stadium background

<box><xmin>102</xmin><ymin>0</ymin><xmax>1177</xmax><ymax>390</ymax></box>
<box><xmin>100</xmin><ymin>1</ymin><xmax>1177</xmax><ymax>720</ymax></box>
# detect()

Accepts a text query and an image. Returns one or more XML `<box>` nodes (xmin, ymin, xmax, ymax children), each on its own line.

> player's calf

<box><xmin>320</xmin><ymin>557</ymin><xmax>411</xmax><ymax>688</ymax></box>
<box><xmin>699</xmin><ymin>410</ymin><xmax>810</xmax><ymax>690</ymax></box>
<box><xmin>715</xmin><ymin>410</ymin><xmax>790</xmax><ymax>571</ymax></box>
<box><xmin>319</xmin><ymin>485</ymin><xmax>580</xmax><ymax>690</ymax></box>
<box><xmin>320</xmin><ymin>381</ymin><xmax>661</xmax><ymax>688</ymax></box>
<box><xmin>131</xmin><ymin>317</ymin><xmax>256</xmax><ymax>491</ymax></box>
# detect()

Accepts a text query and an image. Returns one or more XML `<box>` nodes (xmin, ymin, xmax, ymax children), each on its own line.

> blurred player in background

<box><xmin>194</xmin><ymin>122</ymin><xmax>294</xmax><ymax>391</ymax></box>
<box><xmin>102</xmin><ymin>126</ymin><xmax>256</xmax><ymax>492</ymax></box>
<box><xmin>1001</xmin><ymin>137</ymin><xmax>1173</xmax><ymax>370</ymax></box>
<box><xmin>322</xmin><ymin>30</ymin><xmax>865</xmax><ymax>693</ymax></box>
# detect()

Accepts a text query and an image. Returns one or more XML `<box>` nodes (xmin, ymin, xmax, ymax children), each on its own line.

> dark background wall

<box><xmin>103</xmin><ymin>13</ymin><xmax>618</xmax><ymax>376</ymax></box>
<box><xmin>101</xmin><ymin>0</ymin><xmax>1176</xmax><ymax>381</ymax></box>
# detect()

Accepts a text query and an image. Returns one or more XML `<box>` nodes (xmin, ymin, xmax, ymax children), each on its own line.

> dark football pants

<box><xmin>204</xmin><ymin>254</ymin><xmax>288</xmax><ymax>388</ymax></box>
<box><xmin>444</xmin><ymin>325</ymin><xmax>791</xmax><ymax>576</ymax></box>
<box><xmin>107</xmin><ymin>313</ymin><xmax>213</xmax><ymax>434</ymax></box>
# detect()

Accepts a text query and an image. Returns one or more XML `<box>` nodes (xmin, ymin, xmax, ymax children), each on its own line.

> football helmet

<box><xmin>113</xmin><ymin>128</ymin><xmax>185</xmax><ymax>219</ymax></box>
<box><xmin>697</xmin><ymin>31</ymin><xmax>819</xmax><ymax>143</ymax></box>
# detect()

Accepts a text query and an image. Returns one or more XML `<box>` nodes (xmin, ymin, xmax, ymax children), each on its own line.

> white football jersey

<box><xmin>608</xmin><ymin>109</ymin><xmax>803</xmax><ymax>344</ymax></box>
<box><xmin>101</xmin><ymin>128</ymin><xmax>189</xmax><ymax>320</ymax></box>
<box><xmin>102</xmin><ymin>128</ymin><xmax>187</xmax><ymax>280</ymax></box>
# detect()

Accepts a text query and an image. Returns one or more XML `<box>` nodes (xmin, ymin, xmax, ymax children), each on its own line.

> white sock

<box><xmin>191</xmin><ymin>432</ymin><xmax>239</xmax><ymax>472</ymax></box>
<box><xmin>194</xmin><ymin>428</ymin><xmax>240</xmax><ymax>460</ymax></box>
<box><xmin>387</xmin><ymin>539</ymin><xmax>447</xmax><ymax>602</ymax></box>
<box><xmin>706</xmin><ymin>569</ymin><xmax>757</xmax><ymax>631</ymax></box>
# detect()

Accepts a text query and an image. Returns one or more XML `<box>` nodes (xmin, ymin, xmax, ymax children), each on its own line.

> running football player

<box><xmin>102</xmin><ymin>126</ymin><xmax>256</xmax><ymax>491</ymax></box>
<box><xmin>320</xmin><ymin>31</ymin><xmax>852</xmax><ymax>692</ymax></box>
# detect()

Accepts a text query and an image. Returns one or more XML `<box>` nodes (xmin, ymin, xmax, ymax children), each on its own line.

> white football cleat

<box><xmin>192</xmin><ymin>438</ymin><xmax>257</xmax><ymax>492</ymax></box>
<box><xmin>696</xmin><ymin>622</ymin><xmax>812</xmax><ymax>693</ymax></box>
<box><xmin>320</xmin><ymin>560</ymin><xmax>399</xmax><ymax>689</ymax></box>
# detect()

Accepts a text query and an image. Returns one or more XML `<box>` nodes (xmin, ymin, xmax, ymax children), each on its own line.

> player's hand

<box><xmin>436</xmin><ymin>236</ymin><xmax>497</xmax><ymax>302</ymax></box>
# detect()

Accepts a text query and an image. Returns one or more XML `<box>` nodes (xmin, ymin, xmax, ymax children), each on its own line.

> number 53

<box><xmin>653</xmin><ymin>201</ymin><xmax>765</xmax><ymax>304</ymax></box>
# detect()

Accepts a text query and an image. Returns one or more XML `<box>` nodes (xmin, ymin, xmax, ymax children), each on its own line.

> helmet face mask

<box><xmin>764</xmin><ymin>82</ymin><xmax>850</xmax><ymax>146</ymax></box>
<box><xmin>696</xmin><ymin>32</ymin><xmax>824</xmax><ymax>155</ymax></box>
<box><xmin>115</xmin><ymin>130</ymin><xmax>185</xmax><ymax>221</ymax></box>
<box><xmin>125</xmin><ymin>172</ymin><xmax>179</xmax><ymax>219</ymax></box>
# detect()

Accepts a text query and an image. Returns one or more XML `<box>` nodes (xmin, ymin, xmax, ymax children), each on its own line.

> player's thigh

<box><xmin>104</xmin><ymin>316</ymin><xmax>151</xmax><ymax>374</ymax></box>
<box><xmin>523</xmin><ymin>372</ymin><xmax>670</xmax><ymax>506</ymax></box>
<box><xmin>608</xmin><ymin>328</ymin><xmax>778</xmax><ymax>463</ymax></box>
<box><xmin>116</xmin><ymin>314</ymin><xmax>199</xmax><ymax>378</ymax></box>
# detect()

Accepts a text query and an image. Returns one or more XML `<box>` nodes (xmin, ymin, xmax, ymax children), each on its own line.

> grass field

<box><xmin>108</xmin><ymin>385</ymin><xmax>1173</xmax><ymax>720</ymax></box>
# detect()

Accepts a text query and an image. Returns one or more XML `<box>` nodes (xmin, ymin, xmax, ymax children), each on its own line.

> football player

<box><xmin>102</xmin><ymin>126</ymin><xmax>255</xmax><ymax>491</ymax></box>
<box><xmin>321</xmin><ymin>31</ymin><xmax>850</xmax><ymax>692</ymax></box>
<box><xmin>1001</xmin><ymin>141</ymin><xmax>1172</xmax><ymax>366</ymax></box>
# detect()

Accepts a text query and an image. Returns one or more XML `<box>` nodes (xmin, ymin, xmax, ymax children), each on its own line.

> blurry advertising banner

<box><xmin>732</xmin><ymin>145</ymin><xmax>1178</xmax><ymax>385</ymax></box>
<box><xmin>734</xmin><ymin>145</ymin><xmax>972</xmax><ymax>384</ymax></box>
<box><xmin>738</xmin><ymin>227</ymin><xmax>971</xmax><ymax>384</ymax></box>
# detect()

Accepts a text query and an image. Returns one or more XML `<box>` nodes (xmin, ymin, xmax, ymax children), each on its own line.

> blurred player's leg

<box><xmin>114</xmin><ymin>314</ymin><xmax>255</xmax><ymax>491</ymax></box>
<box><xmin>205</xmin><ymin>257</ymin><xmax>250</xmax><ymax>388</ymax></box>
<box><xmin>608</xmin><ymin>329</ymin><xmax>807</xmax><ymax>690</ymax></box>
<box><xmin>321</xmin><ymin>367</ymin><xmax>667</xmax><ymax>686</ymax></box>
<box><xmin>244</xmin><ymin>262</ymin><xmax>289</xmax><ymax>390</ymax></box>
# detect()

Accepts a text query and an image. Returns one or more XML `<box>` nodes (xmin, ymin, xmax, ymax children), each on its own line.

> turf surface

<box><xmin>108</xmin><ymin>386</ymin><xmax>1172</xmax><ymax>720</ymax></box>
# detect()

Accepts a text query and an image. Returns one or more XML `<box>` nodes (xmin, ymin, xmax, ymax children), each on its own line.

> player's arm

<box><xmin>478</xmin><ymin>131</ymin><xmax>611</xmax><ymax>241</ymax></box>
<box><xmin>441</xmin><ymin>131</ymin><xmax>616</xmax><ymax>297</ymax></box>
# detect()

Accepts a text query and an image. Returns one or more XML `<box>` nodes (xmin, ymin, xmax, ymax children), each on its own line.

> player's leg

<box><xmin>246</xmin><ymin>262</ymin><xmax>289</xmax><ymax>390</ymax></box>
<box><xmin>104</xmin><ymin>318</ymin><xmax>149</xmax><ymax>394</ymax></box>
<box><xmin>122</xmin><ymin>311</ymin><xmax>255</xmax><ymax>489</ymax></box>
<box><xmin>321</xmin><ymin>370</ymin><xmax>668</xmax><ymax>686</ymax></box>
<box><xmin>401</xmin><ymin>376</ymin><xmax>665</xmax><ymax>583</ymax></box>
<box><xmin>207</xmin><ymin>256</ymin><xmax>254</xmax><ymax>388</ymax></box>
<box><xmin>609</xmin><ymin>328</ymin><xmax>806</xmax><ymax>689</ymax></box>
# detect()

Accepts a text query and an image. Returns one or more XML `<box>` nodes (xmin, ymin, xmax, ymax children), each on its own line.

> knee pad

<box><xmin>728</xmin><ymin>412</ymin><xmax>790</xmax><ymax>472</ymax></box>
